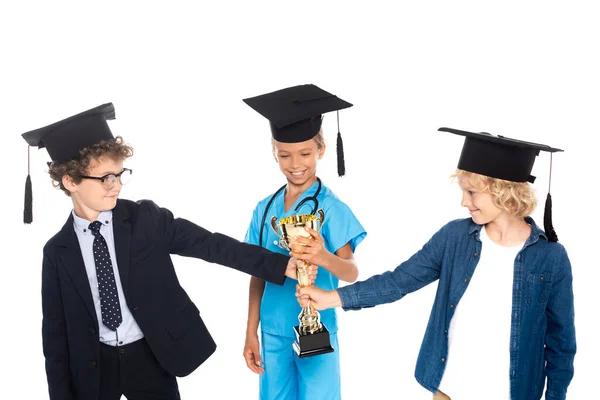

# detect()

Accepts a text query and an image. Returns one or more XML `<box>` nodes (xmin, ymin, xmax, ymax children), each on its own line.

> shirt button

<box><xmin>119</xmin><ymin>341</ymin><xmax>123</xmax><ymax>345</ymax></box>
<box><xmin>450</xmin><ymin>304</ymin><xmax>454</xmax><ymax>308</ymax></box>
<box><xmin>473</xmin><ymin>252</ymin><xmax>478</xmax><ymax>257</ymax></box>
<box><xmin>89</xmin><ymin>327</ymin><xmax>96</xmax><ymax>334</ymax></box>
<box><xmin>105</xmin><ymin>221</ymin><xmax>109</xmax><ymax>224</ymax></box>
<box><xmin>441</xmin><ymin>358</ymin><xmax>446</xmax><ymax>363</ymax></box>
<box><xmin>118</xmin><ymin>348</ymin><xmax>125</xmax><ymax>355</ymax></box>
<box><xmin>89</xmin><ymin>360</ymin><xmax>97</xmax><ymax>368</ymax></box>
<box><xmin>464</xmin><ymin>278</ymin><xmax>469</xmax><ymax>283</ymax></box>
<box><xmin>444</xmin><ymin>329</ymin><xmax>448</xmax><ymax>334</ymax></box>
<box><xmin>273</xmin><ymin>240</ymin><xmax>278</xmax><ymax>246</ymax></box>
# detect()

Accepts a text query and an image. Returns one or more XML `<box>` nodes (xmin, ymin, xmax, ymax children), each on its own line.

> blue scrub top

<box><xmin>245</xmin><ymin>180</ymin><xmax>367</xmax><ymax>338</ymax></box>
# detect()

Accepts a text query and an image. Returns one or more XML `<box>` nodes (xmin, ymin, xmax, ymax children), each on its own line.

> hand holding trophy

<box><xmin>271</xmin><ymin>209</ymin><xmax>334</xmax><ymax>357</ymax></box>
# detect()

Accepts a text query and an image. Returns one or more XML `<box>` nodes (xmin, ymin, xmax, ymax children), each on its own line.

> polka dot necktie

<box><xmin>89</xmin><ymin>221</ymin><xmax>123</xmax><ymax>331</ymax></box>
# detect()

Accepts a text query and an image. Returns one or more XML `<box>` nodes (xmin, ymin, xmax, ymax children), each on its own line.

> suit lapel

<box><xmin>54</xmin><ymin>214</ymin><xmax>97</xmax><ymax>322</ymax></box>
<box><xmin>112</xmin><ymin>200</ymin><xmax>132</xmax><ymax>296</ymax></box>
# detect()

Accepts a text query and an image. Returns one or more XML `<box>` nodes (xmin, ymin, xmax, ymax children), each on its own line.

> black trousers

<box><xmin>99</xmin><ymin>339</ymin><xmax>180</xmax><ymax>400</ymax></box>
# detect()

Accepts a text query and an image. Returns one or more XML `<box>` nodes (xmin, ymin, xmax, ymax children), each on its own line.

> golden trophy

<box><xmin>271</xmin><ymin>210</ymin><xmax>334</xmax><ymax>358</ymax></box>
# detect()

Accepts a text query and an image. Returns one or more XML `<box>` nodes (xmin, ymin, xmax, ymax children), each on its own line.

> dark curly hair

<box><xmin>48</xmin><ymin>136</ymin><xmax>134</xmax><ymax>196</ymax></box>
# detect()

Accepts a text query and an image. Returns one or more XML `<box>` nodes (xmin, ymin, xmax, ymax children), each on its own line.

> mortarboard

<box><xmin>439</xmin><ymin>127</ymin><xmax>563</xmax><ymax>242</ymax></box>
<box><xmin>243</xmin><ymin>84</ymin><xmax>352</xmax><ymax>176</ymax></box>
<box><xmin>20</xmin><ymin>103</ymin><xmax>116</xmax><ymax>223</ymax></box>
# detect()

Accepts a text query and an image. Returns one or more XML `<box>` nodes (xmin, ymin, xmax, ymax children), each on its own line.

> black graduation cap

<box><xmin>439</xmin><ymin>127</ymin><xmax>564</xmax><ymax>242</ymax></box>
<box><xmin>20</xmin><ymin>103</ymin><xmax>116</xmax><ymax>224</ymax></box>
<box><xmin>243</xmin><ymin>84</ymin><xmax>353</xmax><ymax>176</ymax></box>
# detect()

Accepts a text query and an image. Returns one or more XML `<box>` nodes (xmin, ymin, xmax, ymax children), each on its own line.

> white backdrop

<box><xmin>0</xmin><ymin>1</ymin><xmax>597</xmax><ymax>399</ymax></box>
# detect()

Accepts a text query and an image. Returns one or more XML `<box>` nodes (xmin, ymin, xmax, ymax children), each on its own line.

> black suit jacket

<box><xmin>41</xmin><ymin>199</ymin><xmax>289</xmax><ymax>399</ymax></box>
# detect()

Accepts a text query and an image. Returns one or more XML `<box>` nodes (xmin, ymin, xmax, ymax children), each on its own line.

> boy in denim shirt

<box><xmin>297</xmin><ymin>127</ymin><xmax>575</xmax><ymax>400</ymax></box>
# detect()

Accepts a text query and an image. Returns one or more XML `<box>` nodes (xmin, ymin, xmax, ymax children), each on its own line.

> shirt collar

<box><xmin>467</xmin><ymin>216</ymin><xmax>548</xmax><ymax>242</ymax></box>
<box><xmin>72</xmin><ymin>209</ymin><xmax>114</xmax><ymax>235</ymax></box>
<box><xmin>276</xmin><ymin>179</ymin><xmax>322</xmax><ymax>216</ymax></box>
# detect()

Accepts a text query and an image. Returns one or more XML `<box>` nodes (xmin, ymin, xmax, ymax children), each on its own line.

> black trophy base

<box><xmin>292</xmin><ymin>323</ymin><xmax>334</xmax><ymax>358</ymax></box>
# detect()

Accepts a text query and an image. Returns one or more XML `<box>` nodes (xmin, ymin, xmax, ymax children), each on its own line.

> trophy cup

<box><xmin>271</xmin><ymin>209</ymin><xmax>334</xmax><ymax>358</ymax></box>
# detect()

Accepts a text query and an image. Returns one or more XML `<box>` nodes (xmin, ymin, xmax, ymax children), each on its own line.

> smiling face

<box><xmin>458</xmin><ymin>176</ymin><xmax>504</xmax><ymax>225</ymax></box>
<box><xmin>454</xmin><ymin>169</ymin><xmax>538</xmax><ymax>225</ymax></box>
<box><xmin>272</xmin><ymin>133</ymin><xmax>325</xmax><ymax>188</ymax></box>
<box><xmin>63</xmin><ymin>156</ymin><xmax>124</xmax><ymax>221</ymax></box>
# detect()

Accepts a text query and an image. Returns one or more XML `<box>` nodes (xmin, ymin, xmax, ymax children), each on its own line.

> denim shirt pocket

<box><xmin>524</xmin><ymin>272</ymin><xmax>554</xmax><ymax>308</ymax></box>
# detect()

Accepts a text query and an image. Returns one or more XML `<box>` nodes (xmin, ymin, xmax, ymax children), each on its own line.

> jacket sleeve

<box><xmin>338</xmin><ymin>222</ymin><xmax>448</xmax><ymax>310</ymax></box>
<box><xmin>544</xmin><ymin>246</ymin><xmax>576</xmax><ymax>400</ymax></box>
<box><xmin>145</xmin><ymin>200</ymin><xmax>289</xmax><ymax>285</ymax></box>
<box><xmin>41</xmin><ymin>250</ymin><xmax>74</xmax><ymax>400</ymax></box>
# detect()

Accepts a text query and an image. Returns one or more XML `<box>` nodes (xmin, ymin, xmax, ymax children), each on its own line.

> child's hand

<box><xmin>285</xmin><ymin>257</ymin><xmax>318</xmax><ymax>283</ymax></box>
<box><xmin>243</xmin><ymin>332</ymin><xmax>264</xmax><ymax>374</ymax></box>
<box><xmin>295</xmin><ymin>284</ymin><xmax>342</xmax><ymax>310</ymax></box>
<box><xmin>290</xmin><ymin>227</ymin><xmax>330</xmax><ymax>267</ymax></box>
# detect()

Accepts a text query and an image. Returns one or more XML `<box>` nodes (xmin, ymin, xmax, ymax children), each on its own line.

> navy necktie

<box><xmin>89</xmin><ymin>221</ymin><xmax>123</xmax><ymax>331</ymax></box>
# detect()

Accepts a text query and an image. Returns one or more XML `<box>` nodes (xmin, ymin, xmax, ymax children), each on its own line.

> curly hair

<box><xmin>452</xmin><ymin>169</ymin><xmax>538</xmax><ymax>218</ymax></box>
<box><xmin>48</xmin><ymin>136</ymin><xmax>134</xmax><ymax>196</ymax></box>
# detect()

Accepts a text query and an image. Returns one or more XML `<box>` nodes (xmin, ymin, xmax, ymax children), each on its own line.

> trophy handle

<box><xmin>315</xmin><ymin>209</ymin><xmax>325</xmax><ymax>232</ymax></box>
<box><xmin>270</xmin><ymin>216</ymin><xmax>290</xmax><ymax>250</ymax></box>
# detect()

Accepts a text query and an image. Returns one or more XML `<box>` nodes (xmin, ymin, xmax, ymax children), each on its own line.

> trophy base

<box><xmin>292</xmin><ymin>324</ymin><xmax>334</xmax><ymax>358</ymax></box>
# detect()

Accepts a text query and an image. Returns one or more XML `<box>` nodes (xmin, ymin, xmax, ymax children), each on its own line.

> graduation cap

<box><xmin>20</xmin><ymin>103</ymin><xmax>116</xmax><ymax>224</ymax></box>
<box><xmin>243</xmin><ymin>84</ymin><xmax>353</xmax><ymax>176</ymax></box>
<box><xmin>439</xmin><ymin>127</ymin><xmax>564</xmax><ymax>242</ymax></box>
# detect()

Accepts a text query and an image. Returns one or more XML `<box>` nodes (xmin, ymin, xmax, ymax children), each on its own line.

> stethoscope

<box><xmin>259</xmin><ymin>177</ymin><xmax>322</xmax><ymax>247</ymax></box>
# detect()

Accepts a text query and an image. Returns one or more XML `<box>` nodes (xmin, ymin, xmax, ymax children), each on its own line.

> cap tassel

<box><xmin>24</xmin><ymin>145</ymin><xmax>33</xmax><ymax>224</ymax></box>
<box><xmin>543</xmin><ymin>153</ymin><xmax>558</xmax><ymax>242</ymax></box>
<box><xmin>336</xmin><ymin>111</ymin><xmax>345</xmax><ymax>177</ymax></box>
<box><xmin>544</xmin><ymin>193</ymin><xmax>558</xmax><ymax>242</ymax></box>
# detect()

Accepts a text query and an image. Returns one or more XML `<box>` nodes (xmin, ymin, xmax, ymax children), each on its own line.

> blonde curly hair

<box><xmin>452</xmin><ymin>169</ymin><xmax>537</xmax><ymax>218</ymax></box>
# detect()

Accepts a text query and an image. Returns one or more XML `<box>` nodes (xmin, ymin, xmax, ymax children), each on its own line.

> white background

<box><xmin>0</xmin><ymin>1</ymin><xmax>597</xmax><ymax>399</ymax></box>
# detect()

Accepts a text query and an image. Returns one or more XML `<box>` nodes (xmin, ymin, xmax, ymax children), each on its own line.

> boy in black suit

<box><xmin>21</xmin><ymin>103</ymin><xmax>312</xmax><ymax>400</ymax></box>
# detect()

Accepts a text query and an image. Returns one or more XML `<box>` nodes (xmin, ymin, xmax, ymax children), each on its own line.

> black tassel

<box><xmin>336</xmin><ymin>131</ymin><xmax>345</xmax><ymax>177</ymax></box>
<box><xmin>24</xmin><ymin>145</ymin><xmax>33</xmax><ymax>224</ymax></box>
<box><xmin>544</xmin><ymin>193</ymin><xmax>558</xmax><ymax>242</ymax></box>
<box><xmin>24</xmin><ymin>174</ymin><xmax>33</xmax><ymax>224</ymax></box>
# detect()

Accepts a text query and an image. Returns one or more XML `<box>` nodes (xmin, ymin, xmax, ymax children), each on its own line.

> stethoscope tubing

<box><xmin>259</xmin><ymin>177</ymin><xmax>322</xmax><ymax>247</ymax></box>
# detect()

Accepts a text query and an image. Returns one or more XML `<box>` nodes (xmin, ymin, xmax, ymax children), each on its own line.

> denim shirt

<box><xmin>338</xmin><ymin>218</ymin><xmax>576</xmax><ymax>400</ymax></box>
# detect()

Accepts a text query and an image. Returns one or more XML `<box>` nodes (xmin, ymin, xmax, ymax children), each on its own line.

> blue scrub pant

<box><xmin>259</xmin><ymin>331</ymin><xmax>341</xmax><ymax>400</ymax></box>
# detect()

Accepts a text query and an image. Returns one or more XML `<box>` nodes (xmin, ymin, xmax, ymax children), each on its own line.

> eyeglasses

<box><xmin>79</xmin><ymin>168</ymin><xmax>133</xmax><ymax>189</ymax></box>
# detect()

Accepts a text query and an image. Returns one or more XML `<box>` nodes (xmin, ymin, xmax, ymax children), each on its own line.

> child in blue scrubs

<box><xmin>242</xmin><ymin>84</ymin><xmax>367</xmax><ymax>400</ymax></box>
